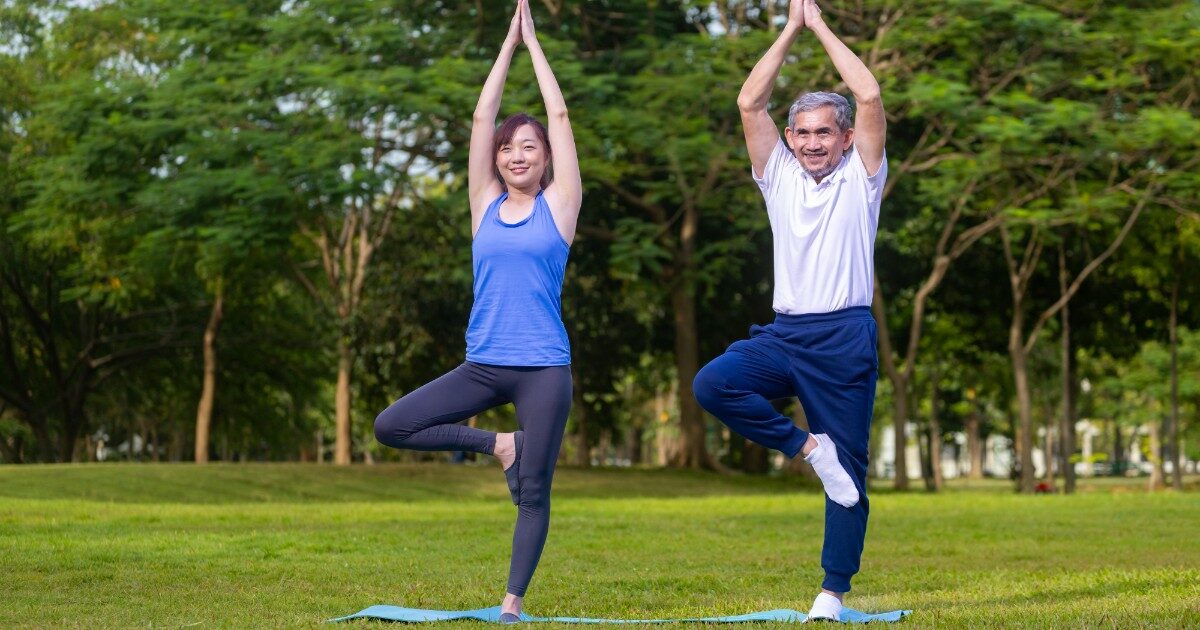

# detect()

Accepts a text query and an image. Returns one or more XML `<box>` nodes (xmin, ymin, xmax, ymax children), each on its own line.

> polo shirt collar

<box><xmin>801</xmin><ymin>154</ymin><xmax>850</xmax><ymax>190</ymax></box>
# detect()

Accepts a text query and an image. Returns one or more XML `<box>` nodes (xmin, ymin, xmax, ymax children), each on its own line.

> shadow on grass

<box><xmin>4</xmin><ymin>463</ymin><xmax>1180</xmax><ymax>505</ymax></box>
<box><xmin>933</xmin><ymin>571</ymin><xmax>1197</xmax><ymax>611</ymax></box>
<box><xmin>0</xmin><ymin>463</ymin><xmax>829</xmax><ymax>504</ymax></box>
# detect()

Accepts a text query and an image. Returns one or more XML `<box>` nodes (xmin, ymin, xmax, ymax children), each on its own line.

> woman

<box><xmin>373</xmin><ymin>0</ymin><xmax>581</xmax><ymax>622</ymax></box>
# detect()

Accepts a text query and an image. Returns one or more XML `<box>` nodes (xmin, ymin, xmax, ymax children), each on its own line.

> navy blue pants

<box><xmin>693</xmin><ymin>306</ymin><xmax>877</xmax><ymax>593</ymax></box>
<box><xmin>374</xmin><ymin>362</ymin><xmax>572</xmax><ymax>597</ymax></box>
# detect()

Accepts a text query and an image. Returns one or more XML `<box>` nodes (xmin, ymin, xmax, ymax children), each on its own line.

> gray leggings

<box><xmin>373</xmin><ymin>361</ymin><xmax>572</xmax><ymax>597</ymax></box>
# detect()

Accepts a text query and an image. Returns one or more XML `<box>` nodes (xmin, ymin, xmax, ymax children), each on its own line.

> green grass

<box><xmin>1</xmin><ymin>464</ymin><xmax>1197</xmax><ymax>628</ymax></box>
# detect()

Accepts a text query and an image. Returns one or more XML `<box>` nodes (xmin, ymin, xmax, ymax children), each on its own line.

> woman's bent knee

<box><xmin>373</xmin><ymin>404</ymin><xmax>411</xmax><ymax>447</ymax></box>
<box><xmin>373</xmin><ymin>411</ymin><xmax>393</xmax><ymax>446</ymax></box>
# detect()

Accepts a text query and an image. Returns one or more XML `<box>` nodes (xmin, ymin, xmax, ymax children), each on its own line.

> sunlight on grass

<box><xmin>1</xmin><ymin>464</ymin><xmax>1196</xmax><ymax>628</ymax></box>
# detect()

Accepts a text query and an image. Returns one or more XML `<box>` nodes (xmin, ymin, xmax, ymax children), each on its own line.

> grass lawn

<box><xmin>1</xmin><ymin>463</ymin><xmax>1197</xmax><ymax>628</ymax></box>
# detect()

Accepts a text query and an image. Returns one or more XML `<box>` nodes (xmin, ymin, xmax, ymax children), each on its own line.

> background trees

<box><xmin>1</xmin><ymin>0</ymin><xmax>1196</xmax><ymax>491</ymax></box>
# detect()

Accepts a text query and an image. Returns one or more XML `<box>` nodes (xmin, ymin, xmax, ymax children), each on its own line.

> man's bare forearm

<box><xmin>737</xmin><ymin>22</ymin><xmax>804</xmax><ymax>112</ymax></box>
<box><xmin>807</xmin><ymin>19</ymin><xmax>880</xmax><ymax>104</ymax></box>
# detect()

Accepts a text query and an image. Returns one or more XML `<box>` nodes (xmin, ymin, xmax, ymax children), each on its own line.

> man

<box><xmin>692</xmin><ymin>0</ymin><xmax>886</xmax><ymax>622</ymax></box>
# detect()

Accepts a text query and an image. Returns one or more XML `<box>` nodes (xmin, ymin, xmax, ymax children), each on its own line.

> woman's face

<box><xmin>496</xmin><ymin>124</ymin><xmax>548</xmax><ymax>190</ymax></box>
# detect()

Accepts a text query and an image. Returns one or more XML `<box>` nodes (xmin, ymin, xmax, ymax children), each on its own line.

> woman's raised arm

<box><xmin>469</xmin><ymin>2</ymin><xmax>524</xmax><ymax>232</ymax></box>
<box><xmin>520</xmin><ymin>0</ymin><xmax>581</xmax><ymax>243</ymax></box>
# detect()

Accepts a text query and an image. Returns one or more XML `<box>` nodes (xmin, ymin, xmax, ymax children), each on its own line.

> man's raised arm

<box><xmin>737</xmin><ymin>0</ymin><xmax>806</xmax><ymax>179</ymax></box>
<box><xmin>804</xmin><ymin>0</ymin><xmax>886</xmax><ymax>175</ymax></box>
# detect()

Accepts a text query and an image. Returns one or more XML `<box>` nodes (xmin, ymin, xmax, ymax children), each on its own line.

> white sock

<box><xmin>807</xmin><ymin>592</ymin><xmax>842</xmax><ymax>622</ymax></box>
<box><xmin>803</xmin><ymin>433</ymin><xmax>860</xmax><ymax>508</ymax></box>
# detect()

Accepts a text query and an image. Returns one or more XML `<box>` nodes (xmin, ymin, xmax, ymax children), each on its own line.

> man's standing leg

<box><xmin>786</xmin><ymin>311</ymin><xmax>878</xmax><ymax>619</ymax></box>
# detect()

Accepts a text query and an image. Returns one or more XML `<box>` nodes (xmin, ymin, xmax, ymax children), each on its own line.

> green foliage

<box><xmin>0</xmin><ymin>0</ymin><xmax>1197</xmax><ymax>467</ymax></box>
<box><xmin>1090</xmin><ymin>328</ymin><xmax>1200</xmax><ymax>429</ymax></box>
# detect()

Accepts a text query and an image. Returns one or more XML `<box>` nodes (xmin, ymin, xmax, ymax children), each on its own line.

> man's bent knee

<box><xmin>692</xmin><ymin>363</ymin><xmax>726</xmax><ymax>412</ymax></box>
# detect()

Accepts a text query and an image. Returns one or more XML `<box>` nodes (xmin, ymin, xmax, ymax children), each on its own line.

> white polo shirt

<box><xmin>753</xmin><ymin>139</ymin><xmax>886</xmax><ymax>315</ymax></box>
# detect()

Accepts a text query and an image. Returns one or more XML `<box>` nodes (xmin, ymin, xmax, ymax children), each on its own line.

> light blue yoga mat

<box><xmin>329</xmin><ymin>604</ymin><xmax>911</xmax><ymax>624</ymax></box>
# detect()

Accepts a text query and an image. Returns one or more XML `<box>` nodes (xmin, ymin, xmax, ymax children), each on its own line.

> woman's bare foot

<box><xmin>494</xmin><ymin>432</ymin><xmax>517</xmax><ymax>470</ymax></box>
<box><xmin>500</xmin><ymin>592</ymin><xmax>523</xmax><ymax>619</ymax></box>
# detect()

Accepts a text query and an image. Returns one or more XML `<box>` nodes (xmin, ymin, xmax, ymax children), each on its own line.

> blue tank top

<box><xmin>466</xmin><ymin>190</ymin><xmax>571</xmax><ymax>366</ymax></box>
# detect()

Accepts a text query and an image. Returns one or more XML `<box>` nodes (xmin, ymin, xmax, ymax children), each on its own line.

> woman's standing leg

<box><xmin>501</xmin><ymin>365</ymin><xmax>572</xmax><ymax>612</ymax></box>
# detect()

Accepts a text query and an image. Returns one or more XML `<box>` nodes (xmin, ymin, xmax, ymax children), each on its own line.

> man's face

<box><xmin>784</xmin><ymin>106</ymin><xmax>854</xmax><ymax>182</ymax></box>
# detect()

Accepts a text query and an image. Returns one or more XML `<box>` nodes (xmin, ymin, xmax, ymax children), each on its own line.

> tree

<box><xmin>127</xmin><ymin>0</ymin><xmax>299</xmax><ymax>462</ymax></box>
<box><xmin>1118</xmin><ymin>204</ymin><xmax>1200</xmax><ymax>490</ymax></box>
<box><xmin>3</xmin><ymin>2</ymin><xmax>199</xmax><ymax>461</ymax></box>
<box><xmin>994</xmin><ymin>0</ymin><xmax>1199</xmax><ymax>492</ymax></box>
<box><xmin>587</xmin><ymin>30</ymin><xmax>778</xmax><ymax>469</ymax></box>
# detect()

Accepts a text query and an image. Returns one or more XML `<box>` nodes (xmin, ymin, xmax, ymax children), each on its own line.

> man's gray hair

<box><xmin>787</xmin><ymin>92</ymin><xmax>853</xmax><ymax>131</ymax></box>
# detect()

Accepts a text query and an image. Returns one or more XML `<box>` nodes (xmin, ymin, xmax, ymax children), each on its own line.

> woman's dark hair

<box><xmin>493</xmin><ymin>113</ymin><xmax>553</xmax><ymax>190</ymax></box>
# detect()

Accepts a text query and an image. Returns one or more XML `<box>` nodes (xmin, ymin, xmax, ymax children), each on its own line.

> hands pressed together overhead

<box><xmin>505</xmin><ymin>0</ymin><xmax>538</xmax><ymax>47</ymax></box>
<box><xmin>789</xmin><ymin>0</ymin><xmax>825</xmax><ymax>30</ymax></box>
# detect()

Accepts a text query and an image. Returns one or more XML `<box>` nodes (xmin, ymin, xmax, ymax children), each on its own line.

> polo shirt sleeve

<box><xmin>849</xmin><ymin>148</ymin><xmax>888</xmax><ymax>214</ymax></box>
<box><xmin>751</xmin><ymin>139</ymin><xmax>800</xmax><ymax>202</ymax></box>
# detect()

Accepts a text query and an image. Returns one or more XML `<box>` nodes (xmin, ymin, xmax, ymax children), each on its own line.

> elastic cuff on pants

<box><xmin>506</xmin><ymin>585</ymin><xmax>527</xmax><ymax>598</ymax></box>
<box><xmin>784</xmin><ymin>428</ymin><xmax>809</xmax><ymax>459</ymax></box>
<box><xmin>821</xmin><ymin>572</ymin><xmax>852</xmax><ymax>594</ymax></box>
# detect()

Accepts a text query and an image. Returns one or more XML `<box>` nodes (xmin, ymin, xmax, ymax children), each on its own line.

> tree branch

<box><xmin>872</xmin><ymin>278</ymin><xmax>904</xmax><ymax>386</ymax></box>
<box><xmin>1023</xmin><ymin>186</ymin><xmax>1156</xmax><ymax>353</ymax></box>
<box><xmin>291</xmin><ymin>262</ymin><xmax>326</xmax><ymax>305</ymax></box>
<box><xmin>597</xmin><ymin>177</ymin><xmax>667</xmax><ymax>223</ymax></box>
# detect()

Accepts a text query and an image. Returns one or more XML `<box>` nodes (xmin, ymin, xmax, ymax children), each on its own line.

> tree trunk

<box><xmin>629</xmin><ymin>424</ymin><xmax>644</xmax><ymax>466</ymax></box>
<box><xmin>74</xmin><ymin>436</ymin><xmax>88</xmax><ymax>463</ymax></box>
<box><xmin>1058</xmin><ymin>246</ymin><xmax>1077</xmax><ymax>493</ymax></box>
<box><xmin>1043</xmin><ymin>399</ymin><xmax>1055</xmax><ymax>485</ymax></box>
<box><xmin>29</xmin><ymin>412</ymin><xmax>55</xmax><ymax>463</ymax></box>
<box><xmin>1111</xmin><ymin>421</ymin><xmax>1124</xmax><ymax>476</ymax></box>
<box><xmin>1154</xmin><ymin>416</ymin><xmax>1168</xmax><ymax>486</ymax></box>
<box><xmin>893</xmin><ymin>389</ymin><xmax>911</xmax><ymax>488</ymax></box>
<box><xmin>573</xmin><ymin>411</ymin><xmax>590</xmax><ymax>467</ymax></box>
<box><xmin>928</xmin><ymin>419</ymin><xmax>943</xmax><ymax>490</ymax></box>
<box><xmin>59</xmin><ymin>394</ymin><xmax>87</xmax><ymax>463</ymax></box>
<box><xmin>872</xmin><ymin>283</ymin><xmax>909</xmax><ymax>489</ymax></box>
<box><xmin>138</xmin><ymin>418</ymin><xmax>149</xmax><ymax>460</ymax></box>
<box><xmin>334</xmin><ymin>334</ymin><xmax>353</xmax><ymax>465</ymax></box>
<box><xmin>1057</xmin><ymin>352</ymin><xmax>1074</xmax><ymax>489</ymax></box>
<box><xmin>1010</xmin><ymin>313</ymin><xmax>1036</xmax><ymax>493</ymax></box>
<box><xmin>966</xmin><ymin>407</ymin><xmax>984</xmax><ymax>480</ymax></box>
<box><xmin>1147</xmin><ymin>420</ymin><xmax>1163</xmax><ymax>491</ymax></box>
<box><xmin>55</xmin><ymin>377</ymin><xmax>90</xmax><ymax>462</ymax></box>
<box><xmin>743</xmin><ymin>440</ymin><xmax>769</xmax><ymax>474</ymax></box>
<box><xmin>573</xmin><ymin>374</ymin><xmax>590</xmax><ymax>467</ymax></box>
<box><xmin>1002</xmin><ymin>200</ymin><xmax>1145</xmax><ymax>492</ymax></box>
<box><xmin>929</xmin><ymin>360</ymin><xmax>944</xmax><ymax>491</ymax></box>
<box><xmin>1169</xmin><ymin>280</ymin><xmax>1183</xmax><ymax>490</ymax></box>
<box><xmin>671</xmin><ymin>281</ymin><xmax>711</xmax><ymax>469</ymax></box>
<box><xmin>653</xmin><ymin>387</ymin><xmax>673</xmax><ymax>466</ymax></box>
<box><xmin>598</xmin><ymin>429</ymin><xmax>612</xmax><ymax>466</ymax></box>
<box><xmin>194</xmin><ymin>285</ymin><xmax>224</xmax><ymax>464</ymax></box>
<box><xmin>0</xmin><ymin>433</ymin><xmax>21</xmax><ymax>463</ymax></box>
<box><xmin>919</xmin><ymin>426</ymin><xmax>934</xmax><ymax>491</ymax></box>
